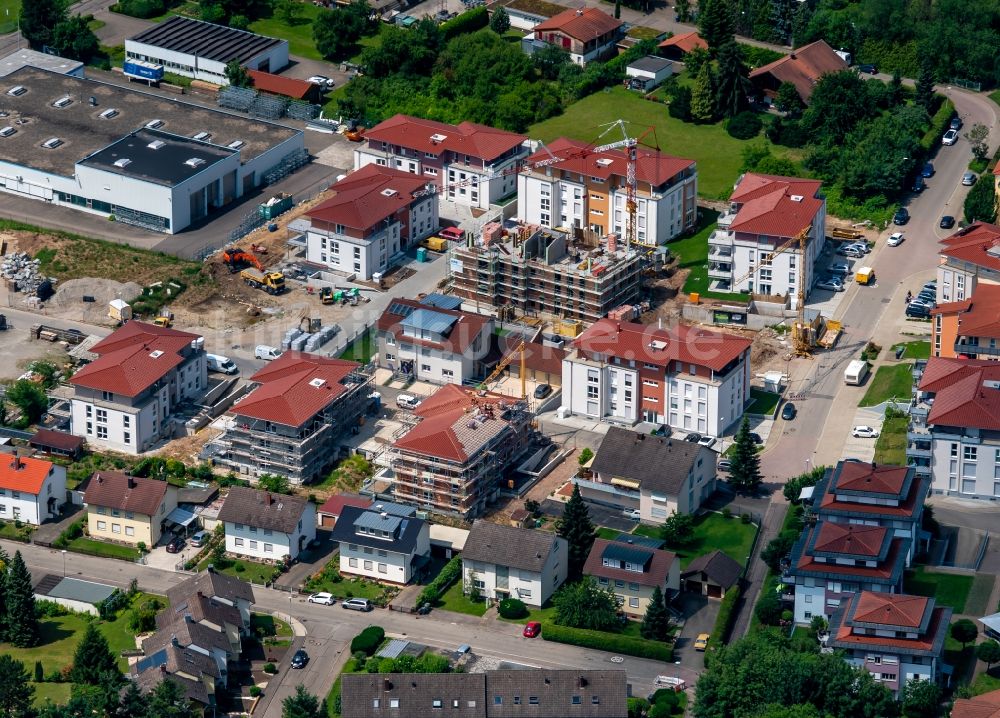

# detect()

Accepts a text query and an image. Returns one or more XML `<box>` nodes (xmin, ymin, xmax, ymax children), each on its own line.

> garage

<box><xmin>680</xmin><ymin>549</ymin><xmax>743</xmax><ymax>600</ymax></box>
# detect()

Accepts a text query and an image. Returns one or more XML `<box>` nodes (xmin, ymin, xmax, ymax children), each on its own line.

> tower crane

<box><xmin>478</xmin><ymin>339</ymin><xmax>527</xmax><ymax>399</ymax></box>
<box><xmin>594</xmin><ymin>120</ymin><xmax>659</xmax><ymax>250</ymax></box>
<box><xmin>728</xmin><ymin>227</ymin><xmax>812</xmax><ymax>357</ymax></box>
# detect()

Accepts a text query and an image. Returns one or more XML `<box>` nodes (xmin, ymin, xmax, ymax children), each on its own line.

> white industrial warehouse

<box><xmin>0</xmin><ymin>67</ymin><xmax>306</xmax><ymax>233</ymax></box>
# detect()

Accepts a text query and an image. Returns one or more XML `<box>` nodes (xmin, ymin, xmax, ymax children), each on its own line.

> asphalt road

<box><xmin>5</xmin><ymin>539</ymin><xmax>692</xmax><ymax>717</ymax></box>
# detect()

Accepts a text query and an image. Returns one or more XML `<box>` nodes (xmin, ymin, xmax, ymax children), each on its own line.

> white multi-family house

<box><xmin>329</xmin><ymin>502</ymin><xmax>431</xmax><ymax>584</ymax></box>
<box><xmin>354</xmin><ymin>114</ymin><xmax>528</xmax><ymax>210</ymax></box>
<box><xmin>935</xmin><ymin>222</ymin><xmax>1000</xmax><ymax>303</ymax></box>
<box><xmin>68</xmin><ymin>321</ymin><xmax>207</xmax><ymax>454</ymax></box>
<box><xmin>461</xmin><ymin>521</ymin><xmax>567</xmax><ymax>607</ymax></box>
<box><xmin>561</xmin><ymin>319</ymin><xmax>752</xmax><ymax>436</ymax></box>
<box><xmin>304</xmin><ymin>164</ymin><xmax>438</xmax><ymax>281</ymax></box>
<box><xmin>0</xmin><ymin>454</ymin><xmax>66</xmax><ymax>525</ymax></box>
<box><xmin>218</xmin><ymin>486</ymin><xmax>316</xmax><ymax>562</ymax></box>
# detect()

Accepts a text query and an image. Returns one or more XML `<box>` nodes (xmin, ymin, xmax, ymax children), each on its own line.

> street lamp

<box><xmin>61</xmin><ymin>549</ymin><xmax>67</xmax><ymax>576</ymax></box>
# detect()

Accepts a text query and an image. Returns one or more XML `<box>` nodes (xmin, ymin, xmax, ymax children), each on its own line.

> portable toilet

<box><xmin>416</xmin><ymin>247</ymin><xmax>427</xmax><ymax>263</ymax></box>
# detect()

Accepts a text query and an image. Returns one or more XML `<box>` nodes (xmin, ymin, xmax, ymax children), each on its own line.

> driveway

<box><xmin>672</xmin><ymin>593</ymin><xmax>717</xmax><ymax>671</ymax></box>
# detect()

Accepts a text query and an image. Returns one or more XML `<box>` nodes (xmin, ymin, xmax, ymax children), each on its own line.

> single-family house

<box><xmin>681</xmin><ymin>549</ymin><xmax>743</xmax><ymax>599</ymax></box>
<box><xmin>531</xmin><ymin>7</ymin><xmax>623</xmax><ymax>66</ymax></box>
<box><xmin>0</xmin><ymin>453</ymin><xmax>66</xmax><ymax>525</ymax></box>
<box><xmin>586</xmin><ymin>426</ymin><xmax>718</xmax><ymax>521</ymax></box>
<box><xmin>82</xmin><ymin>471</ymin><xmax>177</xmax><ymax>547</ymax></box>
<box><xmin>657</xmin><ymin>32</ymin><xmax>707</xmax><ymax>61</ymax></box>
<box><xmin>165</xmin><ymin>567</ymin><xmax>255</xmax><ymax>633</ymax></box>
<box><xmin>330</xmin><ymin>502</ymin><xmax>431</xmax><ymax>584</ymax></box>
<box><xmin>142</xmin><ymin>615</ymin><xmax>234</xmax><ymax>681</ymax></box>
<box><xmin>583</xmin><ymin>536</ymin><xmax>678</xmax><ymax>618</ymax></box>
<box><xmin>461</xmin><ymin>521</ymin><xmax>567</xmax><ymax>607</ymax></box>
<box><xmin>625</xmin><ymin>56</ymin><xmax>673</xmax><ymax>92</ymax></box>
<box><xmin>156</xmin><ymin>588</ymin><xmax>244</xmax><ymax>656</ymax></box>
<box><xmin>748</xmin><ymin>40</ymin><xmax>847</xmax><ymax>105</ymax></box>
<box><xmin>828</xmin><ymin>591</ymin><xmax>951</xmax><ymax>697</ymax></box>
<box><xmin>218</xmin><ymin>486</ymin><xmax>316</xmax><ymax>562</ymax></box>
<box><xmin>133</xmin><ymin>642</ymin><xmax>221</xmax><ymax>711</ymax></box>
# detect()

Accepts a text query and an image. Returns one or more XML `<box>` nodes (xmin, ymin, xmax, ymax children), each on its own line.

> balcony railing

<box><xmin>708</xmin><ymin>265</ymin><xmax>733</xmax><ymax>279</ymax></box>
<box><xmin>708</xmin><ymin>229</ymin><xmax>734</xmax><ymax>246</ymax></box>
<box><xmin>906</xmin><ymin>444</ymin><xmax>931</xmax><ymax>458</ymax></box>
<box><xmin>955</xmin><ymin>340</ymin><xmax>1000</xmax><ymax>357</ymax></box>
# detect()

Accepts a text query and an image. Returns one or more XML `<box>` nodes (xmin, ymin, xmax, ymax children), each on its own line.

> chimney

<box><xmin>607</xmin><ymin>233</ymin><xmax>617</xmax><ymax>253</ymax></box>
<box><xmin>127</xmin><ymin>476</ymin><xmax>136</xmax><ymax>489</ymax></box>
<box><xmin>96</xmin><ymin>474</ymin><xmax>104</xmax><ymax>484</ymax></box>
<box><xmin>171</xmin><ymin>635</ymin><xmax>179</xmax><ymax>646</ymax></box>
<box><xmin>160</xmin><ymin>664</ymin><xmax>167</xmax><ymax>674</ymax></box>
<box><xmin>10</xmin><ymin>452</ymin><xmax>22</xmax><ymax>471</ymax></box>
<box><xmin>383</xmin><ymin>679</ymin><xmax>393</xmax><ymax>691</ymax></box>
<box><xmin>576</xmin><ymin>8</ymin><xmax>583</xmax><ymax>14</ymax></box>
<box><xmin>207</xmin><ymin>564</ymin><xmax>215</xmax><ymax>573</ymax></box>
<box><xmin>196</xmin><ymin>591</ymin><xmax>203</xmax><ymax>598</ymax></box>
<box><xmin>871</xmin><ymin>461</ymin><xmax>877</xmax><ymax>470</ymax></box>
<box><xmin>265</xmin><ymin>492</ymin><xmax>273</xmax><ymax>506</ymax></box>
<box><xmin>790</xmin><ymin>53</ymin><xmax>796</xmax><ymax>59</ymax></box>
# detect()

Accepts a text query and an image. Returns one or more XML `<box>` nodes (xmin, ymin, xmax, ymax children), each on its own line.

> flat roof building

<box><xmin>126</xmin><ymin>16</ymin><xmax>289</xmax><ymax>85</ymax></box>
<box><xmin>0</xmin><ymin>49</ymin><xmax>83</xmax><ymax>78</ymax></box>
<box><xmin>0</xmin><ymin>67</ymin><xmax>304</xmax><ymax>233</ymax></box>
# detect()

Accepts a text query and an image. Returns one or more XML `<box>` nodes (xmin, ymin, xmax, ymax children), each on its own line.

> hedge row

<box><xmin>709</xmin><ymin>584</ymin><xmax>741</xmax><ymax>650</ymax></box>
<box><xmin>920</xmin><ymin>97</ymin><xmax>955</xmax><ymax>153</ymax></box>
<box><xmin>542</xmin><ymin>624</ymin><xmax>673</xmax><ymax>662</ymax></box>
<box><xmin>440</xmin><ymin>7</ymin><xmax>488</xmax><ymax>41</ymax></box>
<box><xmin>417</xmin><ymin>556</ymin><xmax>462</xmax><ymax>607</ymax></box>
<box><xmin>350</xmin><ymin>626</ymin><xmax>386</xmax><ymax>656</ymax></box>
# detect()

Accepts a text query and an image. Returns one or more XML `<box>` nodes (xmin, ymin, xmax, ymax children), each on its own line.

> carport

<box><xmin>164</xmin><ymin>506</ymin><xmax>198</xmax><ymax>536</ymax></box>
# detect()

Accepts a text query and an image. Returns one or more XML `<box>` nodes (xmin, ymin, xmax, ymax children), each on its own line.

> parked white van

<box><xmin>396</xmin><ymin>394</ymin><xmax>421</xmax><ymax>410</ymax></box>
<box><xmin>255</xmin><ymin>345</ymin><xmax>282</xmax><ymax>361</ymax></box>
<box><xmin>206</xmin><ymin>354</ymin><xmax>238</xmax><ymax>374</ymax></box>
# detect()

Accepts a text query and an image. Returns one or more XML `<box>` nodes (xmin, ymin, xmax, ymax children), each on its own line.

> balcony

<box><xmin>708</xmin><ymin>263</ymin><xmax>733</xmax><ymax>279</ymax></box>
<box><xmin>955</xmin><ymin>340</ymin><xmax>1000</xmax><ymax>357</ymax></box>
<box><xmin>717</xmin><ymin>210</ymin><xmax>737</xmax><ymax>229</ymax></box>
<box><xmin>708</xmin><ymin>229</ymin><xmax>734</xmax><ymax>247</ymax></box>
<box><xmin>906</xmin><ymin>442</ymin><xmax>931</xmax><ymax>458</ymax></box>
<box><xmin>708</xmin><ymin>246</ymin><xmax>733</xmax><ymax>259</ymax></box>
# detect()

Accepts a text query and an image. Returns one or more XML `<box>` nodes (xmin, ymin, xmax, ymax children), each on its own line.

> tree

<box><xmin>229</xmin><ymin>14</ymin><xmax>250</xmax><ymax>29</ymax></box>
<box><xmin>690</xmin><ymin>61</ymin><xmax>716</xmax><ymax>123</ymax></box>
<box><xmin>668</xmin><ymin>85</ymin><xmax>692</xmax><ymax>121</ymax></box>
<box><xmin>20</xmin><ymin>0</ymin><xmax>65</xmax><ymax>50</ymax></box>
<box><xmin>965</xmin><ymin>177</ymin><xmax>998</xmax><ymax>224</ymax></box>
<box><xmin>978</xmin><ymin>639</ymin><xmax>1000</xmax><ymax>670</ymax></box>
<box><xmin>116</xmin><ymin>680</ymin><xmax>148</xmax><ymax>718</ymax></box>
<box><xmin>674</xmin><ymin>0</ymin><xmax>691</xmax><ymax>22</ymax></box>
<box><xmin>283</xmin><ymin>685</ymin><xmax>324</xmax><ymax>718</ymax></box>
<box><xmin>714</xmin><ymin>40</ymin><xmax>750</xmax><ymax>118</ymax></box>
<box><xmin>5</xmin><ymin>380</ymin><xmax>48</xmax><ymax>426</ymax></box>
<box><xmin>698</xmin><ymin>0</ymin><xmax>734</xmax><ymax>54</ymax></box>
<box><xmin>51</xmin><ymin>14</ymin><xmax>100</xmax><ymax>63</ymax></box>
<box><xmin>490</xmin><ymin>6</ymin><xmax>510</xmax><ymax>33</ymax></box>
<box><xmin>729</xmin><ymin>417</ymin><xmax>763</xmax><ymax>493</ymax></box>
<box><xmin>258</xmin><ymin>473</ymin><xmax>292</xmax><ymax>495</ymax></box>
<box><xmin>783</xmin><ymin>466</ymin><xmax>825</xmax><ymax>503</ymax></box>
<box><xmin>0</xmin><ymin>547</ymin><xmax>8</xmax><ymax>642</ymax></box>
<box><xmin>965</xmin><ymin>123</ymin><xmax>990</xmax><ymax>162</ymax></box>
<box><xmin>660</xmin><ymin>511</ymin><xmax>694</xmax><ymax>548</ymax></box>
<box><xmin>275</xmin><ymin>0</ymin><xmax>302</xmax><ymax>24</ymax></box>
<box><xmin>5</xmin><ymin>552</ymin><xmax>38</xmax><ymax>648</ymax></box>
<box><xmin>915</xmin><ymin>58</ymin><xmax>935</xmax><ymax>113</ymax></box>
<box><xmin>556</xmin><ymin>483</ymin><xmax>596</xmax><ymax>580</ymax></box>
<box><xmin>640</xmin><ymin>585</ymin><xmax>671</xmax><ymax>641</ymax></box>
<box><xmin>0</xmin><ymin>655</ymin><xmax>33</xmax><ymax>718</ymax></box>
<box><xmin>760</xmin><ymin>531</ymin><xmax>796</xmax><ymax>572</ymax></box>
<box><xmin>71</xmin><ymin>622</ymin><xmax>120</xmax><ymax>685</ymax></box>
<box><xmin>952</xmin><ymin>618</ymin><xmax>978</xmax><ymax>648</ymax></box>
<box><xmin>901</xmin><ymin>678</ymin><xmax>941</xmax><ymax>718</ymax></box>
<box><xmin>613</xmin><ymin>0</ymin><xmax>621</xmax><ymax>19</ymax></box>
<box><xmin>577</xmin><ymin>448</ymin><xmax>594</xmax><ymax>466</ymax></box>
<box><xmin>801</xmin><ymin>71</ymin><xmax>876</xmax><ymax>146</ymax></box>
<box><xmin>314</xmin><ymin>6</ymin><xmax>369</xmax><ymax>61</ymax></box>
<box><xmin>146</xmin><ymin>679</ymin><xmax>200</xmax><ymax>718</ymax></box>
<box><xmin>684</xmin><ymin>46</ymin><xmax>709</xmax><ymax>78</ymax></box>
<box><xmin>224</xmin><ymin>60</ymin><xmax>251</xmax><ymax>88</ymax></box>
<box><xmin>553</xmin><ymin>581</ymin><xmax>621</xmax><ymax>631</ymax></box>
<box><xmin>532</xmin><ymin>44</ymin><xmax>570</xmax><ymax>80</ymax></box>
<box><xmin>774</xmin><ymin>81</ymin><xmax>804</xmax><ymax>116</ymax></box>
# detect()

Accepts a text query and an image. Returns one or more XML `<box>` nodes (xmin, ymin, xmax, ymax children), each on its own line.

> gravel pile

<box><xmin>1</xmin><ymin>252</ymin><xmax>52</xmax><ymax>294</ymax></box>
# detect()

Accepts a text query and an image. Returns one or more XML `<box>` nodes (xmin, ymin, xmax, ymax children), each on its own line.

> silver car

<box><xmin>942</xmin><ymin>129</ymin><xmax>959</xmax><ymax>145</ymax></box>
<box><xmin>962</xmin><ymin>172</ymin><xmax>978</xmax><ymax>186</ymax></box>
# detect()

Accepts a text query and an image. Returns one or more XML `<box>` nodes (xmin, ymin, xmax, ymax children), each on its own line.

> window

<box><xmin>494</xmin><ymin>697</ymin><xmax>503</xmax><ymax>706</ymax></box>
<box><xmin>421</xmin><ymin>364</ymin><xmax>431</xmax><ymax>372</ymax></box>
<box><xmin>529</xmin><ymin>697</ymin><xmax>539</xmax><ymax>705</ymax></box>
<box><xmin>572</xmin><ymin>696</ymin><xmax>582</xmax><ymax>705</ymax></box>
<box><xmin>264</xmin><ymin>529</ymin><xmax>272</xmax><ymax>536</ymax></box>
<box><xmin>364</xmin><ymin>560</ymin><xmax>373</xmax><ymax>570</ymax></box>
<box><xmin>97</xmin><ymin>507</ymin><xmax>106</xmax><ymax>515</ymax></box>
<box><xmin>235</xmin><ymin>538</ymin><xmax>244</xmax><ymax>546</ymax></box>
<box><xmin>125</xmin><ymin>526</ymin><xmax>134</xmax><ymax>537</ymax></box>
<box><xmin>432</xmin><ymin>700</ymin><xmax>442</xmax><ymax>709</ymax></box>
<box><xmin>378</xmin><ymin>563</ymin><xmax>387</xmax><ymax>573</ymax></box>
<box><xmin>592</xmin><ymin>697</ymin><xmax>601</xmax><ymax>705</ymax></box>
<box><xmin>373</xmin><ymin>700</ymin><xmax>380</xmax><ymax>709</ymax></box>
<box><xmin>378</xmin><ymin>549</ymin><xmax>387</xmax><ymax>557</ymax></box>
<box><xmin>349</xmin><ymin>557</ymin><xmax>358</xmax><ymax>567</ymax></box>
<box><xmin>97</xmin><ymin>520</ymin><xmax>107</xmax><ymax>531</ymax></box>
<box><xmin>97</xmin><ymin>426</ymin><xmax>108</xmax><ymax>440</ymax></box>
<box><xmin>513</xmin><ymin>697</ymin><xmax>521</xmax><ymax>706</ymax></box>
<box><xmin>629</xmin><ymin>597</ymin><xmax>639</xmax><ymax>608</ymax></box>
<box><xmin>389</xmin><ymin>700</ymin><xmax>399</xmax><ymax>708</ymax></box>
<box><xmin>124</xmin><ymin>432</ymin><xmax>131</xmax><ymax>445</ymax></box>
<box><xmin>364</xmin><ymin>546</ymin><xmax>373</xmax><ymax>555</ymax></box>
<box><xmin>112</xmin><ymin>523</ymin><xmax>121</xmax><ymax>534</ymax></box>
<box><xmin>235</xmin><ymin>523</ymin><xmax>244</xmax><ymax>530</ymax></box>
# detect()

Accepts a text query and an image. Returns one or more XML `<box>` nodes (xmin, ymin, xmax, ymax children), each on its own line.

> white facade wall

<box><xmin>0</xmin><ymin>463</ymin><xmax>66</xmax><ymax>525</ymax></box>
<box><xmin>225</xmin><ymin>506</ymin><xmax>316</xmax><ymax>561</ymax></box>
<box><xmin>926</xmin><ymin>434</ymin><xmax>1000</xmax><ymax>499</ymax></box>
<box><xmin>843</xmin><ymin>655</ymin><xmax>932</xmax><ymax>698</ymax></box>
<box><xmin>124</xmin><ymin>40</ymin><xmax>289</xmax><ymax>84</ymax></box>
<box><xmin>462</xmin><ymin>540</ymin><xmax>566</xmax><ymax>606</ymax></box>
<box><xmin>339</xmin><ymin>525</ymin><xmax>430</xmax><ymax>584</ymax></box>
<box><xmin>386</xmin><ymin>339</ymin><xmax>470</xmax><ymax>384</ymax></box>
<box><xmin>306</xmin><ymin>222</ymin><xmax>401</xmax><ymax>281</ymax></box>
<box><xmin>935</xmin><ymin>262</ymin><xmax>1000</xmax><ymax>303</ymax></box>
<box><xmin>239</xmin><ymin>132</ymin><xmax>307</xmax><ymax>193</ymax></box>
<box><xmin>793</xmin><ymin>582</ymin><xmax>826</xmax><ymax>624</ymax></box>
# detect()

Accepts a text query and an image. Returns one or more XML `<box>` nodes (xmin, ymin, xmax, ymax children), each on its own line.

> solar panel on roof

<box><xmin>402</xmin><ymin>308</ymin><xmax>457</xmax><ymax>335</ymax></box>
<box><xmin>602</xmin><ymin>543</ymin><xmax>653</xmax><ymax>566</ymax></box>
<box><xmin>613</xmin><ymin>533</ymin><xmax>664</xmax><ymax>549</ymax></box>
<box><xmin>388</xmin><ymin>302</ymin><xmax>415</xmax><ymax>318</ymax></box>
<box><xmin>135</xmin><ymin>648</ymin><xmax>169</xmax><ymax>674</ymax></box>
<box><xmin>420</xmin><ymin>293</ymin><xmax>463</xmax><ymax>310</ymax></box>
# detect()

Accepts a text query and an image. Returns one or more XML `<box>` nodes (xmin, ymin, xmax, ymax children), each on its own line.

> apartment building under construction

<box><xmin>448</xmin><ymin>222</ymin><xmax>644</xmax><ymax>324</ymax></box>
<box><xmin>388</xmin><ymin>384</ymin><xmax>533</xmax><ymax>519</ymax></box>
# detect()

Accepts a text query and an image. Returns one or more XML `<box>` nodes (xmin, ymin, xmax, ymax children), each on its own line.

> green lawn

<box><xmin>990</xmin><ymin>90</ymin><xmax>1000</xmax><ymax>109</ymax></box>
<box><xmin>596</xmin><ymin>527</ymin><xmax>621</xmax><ymax>540</ymax></box>
<box><xmin>338</xmin><ymin>331</ymin><xmax>376</xmax><ymax>363</ymax></box>
<box><xmin>31</xmin><ymin>682</ymin><xmax>71</xmax><ymax>708</ymax></box>
<box><xmin>873</xmin><ymin>415</ymin><xmax>908</xmax><ymax>465</ymax></box>
<box><xmin>666</xmin><ymin>209</ymin><xmax>750</xmax><ymax>302</ymax></box>
<box><xmin>859</xmin><ymin>364</ymin><xmax>914</xmax><ymax>407</ymax></box>
<box><xmin>250</xmin><ymin>4</ymin><xmax>325</xmax><ymax>61</ymax></box>
<box><xmin>528</xmin><ymin>86</ymin><xmax>795</xmax><ymax>200</ymax></box>
<box><xmin>67</xmin><ymin>537</ymin><xmax>140</xmax><ymax>561</ymax></box>
<box><xmin>0</xmin><ymin>520</ymin><xmax>33</xmax><ymax>542</ymax></box>
<box><xmin>196</xmin><ymin>556</ymin><xmax>276</xmax><ymax>585</ymax></box>
<box><xmin>746</xmin><ymin>388</ymin><xmax>781</xmax><ymax>415</ymax></box>
<box><xmin>435</xmin><ymin>580</ymin><xmax>488</xmax><ymax>617</ymax></box>
<box><xmin>973</xmin><ymin>669</ymin><xmax>1000</xmax><ymax>696</ymax></box>
<box><xmin>303</xmin><ymin>563</ymin><xmax>396</xmax><ymax>602</ymax></box>
<box><xmin>891</xmin><ymin>340</ymin><xmax>931</xmax><ymax>360</ymax></box>
<box><xmin>904</xmin><ymin>567</ymin><xmax>973</xmax><ymax>613</ymax></box>
<box><xmin>966</xmin><ymin>572</ymin><xmax>996</xmax><ymax>617</ymax></box>
<box><xmin>497</xmin><ymin>601</ymin><xmax>559</xmax><ymax>626</ymax></box>
<box><xmin>251</xmin><ymin>613</ymin><xmax>293</xmax><ymax>638</ymax></box>
<box><xmin>634</xmin><ymin>512</ymin><xmax>756</xmax><ymax>569</ymax></box>
<box><xmin>0</xmin><ymin>0</ymin><xmax>18</xmax><ymax>35</ymax></box>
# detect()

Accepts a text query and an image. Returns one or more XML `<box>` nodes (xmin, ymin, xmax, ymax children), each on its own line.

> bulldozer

<box><xmin>152</xmin><ymin>311</ymin><xmax>173</xmax><ymax>328</ymax></box>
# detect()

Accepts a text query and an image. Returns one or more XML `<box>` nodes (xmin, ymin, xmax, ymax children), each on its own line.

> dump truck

<box><xmin>152</xmin><ymin>315</ymin><xmax>173</xmax><ymax>328</ymax></box>
<box><xmin>855</xmin><ymin>266</ymin><xmax>875</xmax><ymax>285</ymax></box>
<box><xmin>241</xmin><ymin>267</ymin><xmax>286</xmax><ymax>295</ymax></box>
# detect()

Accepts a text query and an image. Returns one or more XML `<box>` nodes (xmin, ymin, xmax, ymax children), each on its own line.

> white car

<box><xmin>307</xmin><ymin>592</ymin><xmax>336</xmax><ymax>605</ymax></box>
<box><xmin>697</xmin><ymin>435</ymin><xmax>716</xmax><ymax>449</ymax></box>
<box><xmin>942</xmin><ymin>129</ymin><xmax>959</xmax><ymax>146</ymax></box>
<box><xmin>887</xmin><ymin>232</ymin><xmax>904</xmax><ymax>247</ymax></box>
<box><xmin>623</xmin><ymin>508</ymin><xmax>641</xmax><ymax>520</ymax></box>
<box><xmin>851</xmin><ymin>426</ymin><xmax>880</xmax><ymax>438</ymax></box>
<box><xmin>307</xmin><ymin>75</ymin><xmax>335</xmax><ymax>87</ymax></box>
<box><xmin>817</xmin><ymin>277</ymin><xmax>845</xmax><ymax>292</ymax></box>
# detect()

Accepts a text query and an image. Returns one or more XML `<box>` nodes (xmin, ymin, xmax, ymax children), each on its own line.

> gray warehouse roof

<box><xmin>0</xmin><ymin>67</ymin><xmax>299</xmax><ymax>177</ymax></box>
<box><xmin>0</xmin><ymin>49</ymin><xmax>82</xmax><ymax>78</ymax></box>
<box><xmin>129</xmin><ymin>16</ymin><xmax>284</xmax><ymax>64</ymax></box>
<box><xmin>79</xmin><ymin>128</ymin><xmax>234</xmax><ymax>187</ymax></box>
<box><xmin>35</xmin><ymin>575</ymin><xmax>117</xmax><ymax>605</ymax></box>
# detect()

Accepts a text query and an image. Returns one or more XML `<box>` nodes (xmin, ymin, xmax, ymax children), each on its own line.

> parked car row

<box><xmin>905</xmin><ymin>280</ymin><xmax>937</xmax><ymax>319</ymax></box>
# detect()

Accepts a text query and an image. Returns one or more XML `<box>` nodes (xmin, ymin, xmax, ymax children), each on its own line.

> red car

<box><xmin>523</xmin><ymin>621</ymin><xmax>541</xmax><ymax>638</ymax></box>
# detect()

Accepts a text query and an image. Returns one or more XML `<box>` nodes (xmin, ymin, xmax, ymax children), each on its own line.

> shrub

<box><xmin>111</xmin><ymin>0</ymin><xmax>168</xmax><ymax>19</ymax></box>
<box><xmin>741</xmin><ymin>513</ymin><xmax>751</xmax><ymax>524</ymax></box>
<box><xmin>249</xmin><ymin>685</ymin><xmax>262</xmax><ymax>698</ymax></box>
<box><xmin>498</xmin><ymin>598</ymin><xmax>528</xmax><ymax>619</ymax></box>
<box><xmin>440</xmin><ymin>7</ymin><xmax>488</xmax><ymax>40</ymax></box>
<box><xmin>263</xmin><ymin>662</ymin><xmax>277</xmax><ymax>674</ymax></box>
<box><xmin>417</xmin><ymin>556</ymin><xmax>462</xmax><ymax>606</ymax></box>
<box><xmin>542</xmin><ymin>624</ymin><xmax>673</xmax><ymax>661</ymax></box>
<box><xmin>709</xmin><ymin>584</ymin><xmax>741</xmax><ymax>648</ymax></box>
<box><xmin>727</xmin><ymin>111</ymin><xmax>763</xmax><ymax>140</ymax></box>
<box><xmin>350</xmin><ymin>626</ymin><xmax>386</xmax><ymax>656</ymax></box>
<box><xmin>35</xmin><ymin>600</ymin><xmax>69</xmax><ymax>618</ymax></box>
<box><xmin>721</xmin><ymin>508</ymin><xmax>732</xmax><ymax>519</ymax></box>
<box><xmin>578</xmin><ymin>448</ymin><xmax>594</xmax><ymax>466</ymax></box>
<box><xmin>920</xmin><ymin>97</ymin><xmax>954</xmax><ymax>152</ymax></box>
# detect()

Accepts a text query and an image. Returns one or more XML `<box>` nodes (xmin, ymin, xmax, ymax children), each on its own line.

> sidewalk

<box><xmin>730</xmin><ymin>498</ymin><xmax>788</xmax><ymax>639</ymax></box>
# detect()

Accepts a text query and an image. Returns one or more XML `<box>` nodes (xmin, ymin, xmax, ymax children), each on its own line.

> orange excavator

<box><xmin>221</xmin><ymin>248</ymin><xmax>263</xmax><ymax>273</ymax></box>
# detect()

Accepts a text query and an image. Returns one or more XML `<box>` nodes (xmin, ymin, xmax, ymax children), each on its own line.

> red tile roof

<box><xmin>377</xmin><ymin>299</ymin><xmax>492</xmax><ymax>356</ymax></box>
<box><xmin>818</xmin><ymin>489</ymin><xmax>922</xmax><ymax>519</ymax></box>
<box><xmin>318</xmin><ymin>492</ymin><xmax>372</xmax><ymax>518</ymax></box>
<box><xmin>70</xmin><ymin>321</ymin><xmax>201</xmax><ymax>398</ymax></box>
<box><xmin>728</xmin><ymin>173</ymin><xmax>824</xmax><ymax>239</ymax></box>
<box><xmin>393</xmin><ymin>384</ymin><xmax>519</xmax><ymax>462</ymax></box>
<box><xmin>951</xmin><ymin>690</ymin><xmax>1000</xmax><ymax>718</ymax></box>
<box><xmin>932</xmin><ymin>284</ymin><xmax>1000</xmax><ymax>340</ymax></box>
<box><xmin>657</xmin><ymin>31</ymin><xmax>707</xmax><ymax>53</ymax></box>
<box><xmin>748</xmin><ymin>40</ymin><xmax>847</xmax><ymax>101</ymax></box>
<box><xmin>526</xmin><ymin>136</ymin><xmax>694</xmax><ymax>188</ymax></box>
<box><xmin>0</xmin><ymin>455</ymin><xmax>53</xmax><ymax>494</ymax></box>
<box><xmin>28</xmin><ymin>429</ymin><xmax>84</xmax><ymax>455</ymax></box>
<box><xmin>854</xmin><ymin>591</ymin><xmax>929</xmax><ymax>628</ymax></box>
<box><xmin>83</xmin><ymin>471</ymin><xmax>168</xmax><ymax>516</ymax></box>
<box><xmin>583</xmin><ymin>538</ymin><xmax>676</xmax><ymax>588</ymax></box>
<box><xmin>572</xmin><ymin>318</ymin><xmax>751</xmax><ymax>372</ymax></box>
<box><xmin>247</xmin><ymin>69</ymin><xmax>314</xmax><ymax>100</ymax></box>
<box><xmin>534</xmin><ymin>7</ymin><xmax>623</xmax><ymax>42</ymax></box>
<box><xmin>307</xmin><ymin>164</ymin><xmax>430</xmax><ymax>233</ymax></box>
<box><xmin>363</xmin><ymin>114</ymin><xmax>526</xmax><ymax>163</ymax></box>
<box><xmin>234</xmin><ymin>351</ymin><xmax>361</xmax><ymax>428</ymax></box>
<box><xmin>938</xmin><ymin>222</ymin><xmax>1000</xmax><ymax>271</ymax></box>
<box><xmin>795</xmin><ymin>536</ymin><xmax>905</xmax><ymax>581</ymax></box>
<box><xmin>812</xmin><ymin>522</ymin><xmax>888</xmax><ymax>557</ymax></box>
<box><xmin>500</xmin><ymin>337</ymin><xmax>566</xmax><ymax>377</ymax></box>
<box><xmin>919</xmin><ymin>357</ymin><xmax>1000</xmax><ymax>431</ymax></box>
<box><xmin>833</xmin><ymin>592</ymin><xmax>949</xmax><ymax>654</ymax></box>
<box><xmin>834</xmin><ymin>462</ymin><xmax>910</xmax><ymax>497</ymax></box>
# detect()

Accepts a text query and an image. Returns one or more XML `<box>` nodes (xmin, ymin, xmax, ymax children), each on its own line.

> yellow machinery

<box><xmin>241</xmin><ymin>267</ymin><xmax>286</xmax><ymax>295</ymax></box>
<box><xmin>479</xmin><ymin>340</ymin><xmax>527</xmax><ymax>399</ymax></box>
<box><xmin>730</xmin><ymin>227</ymin><xmax>812</xmax><ymax>357</ymax></box>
